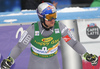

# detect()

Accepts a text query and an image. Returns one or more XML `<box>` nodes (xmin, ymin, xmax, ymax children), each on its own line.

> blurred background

<box><xmin>0</xmin><ymin>0</ymin><xmax>94</xmax><ymax>12</ymax></box>
<box><xmin>0</xmin><ymin>0</ymin><xmax>21</xmax><ymax>12</ymax></box>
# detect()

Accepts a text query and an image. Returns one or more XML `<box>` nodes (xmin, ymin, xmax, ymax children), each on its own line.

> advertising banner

<box><xmin>77</xmin><ymin>18</ymin><xmax>100</xmax><ymax>43</ymax></box>
<box><xmin>77</xmin><ymin>19</ymin><xmax>100</xmax><ymax>69</ymax></box>
<box><xmin>0</xmin><ymin>25</ymin><xmax>30</xmax><ymax>69</ymax></box>
<box><xmin>0</xmin><ymin>24</ymin><xmax>62</xmax><ymax>69</ymax></box>
<box><xmin>77</xmin><ymin>19</ymin><xmax>100</xmax><ymax>55</ymax></box>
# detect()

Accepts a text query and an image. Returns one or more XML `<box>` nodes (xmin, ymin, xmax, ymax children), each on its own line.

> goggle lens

<box><xmin>45</xmin><ymin>13</ymin><xmax>57</xmax><ymax>21</ymax></box>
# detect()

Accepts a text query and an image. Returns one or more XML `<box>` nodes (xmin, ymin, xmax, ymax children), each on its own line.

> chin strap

<box><xmin>41</xmin><ymin>23</ymin><xmax>52</xmax><ymax>30</ymax></box>
<box><xmin>43</xmin><ymin>19</ymin><xmax>48</xmax><ymax>27</ymax></box>
<box><xmin>41</xmin><ymin>18</ymin><xmax>52</xmax><ymax>31</ymax></box>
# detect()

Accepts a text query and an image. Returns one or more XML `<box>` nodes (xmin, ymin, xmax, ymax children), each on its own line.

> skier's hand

<box><xmin>1</xmin><ymin>57</ymin><xmax>14</xmax><ymax>69</ymax></box>
<box><xmin>84</xmin><ymin>52</ymin><xmax>98</xmax><ymax>66</ymax></box>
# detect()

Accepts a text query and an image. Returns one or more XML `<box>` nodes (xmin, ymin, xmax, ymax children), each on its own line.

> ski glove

<box><xmin>1</xmin><ymin>57</ymin><xmax>14</xmax><ymax>69</ymax></box>
<box><xmin>84</xmin><ymin>52</ymin><xmax>98</xmax><ymax>66</ymax></box>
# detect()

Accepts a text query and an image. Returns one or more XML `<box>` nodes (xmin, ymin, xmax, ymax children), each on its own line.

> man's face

<box><xmin>45</xmin><ymin>19</ymin><xmax>55</xmax><ymax>28</ymax></box>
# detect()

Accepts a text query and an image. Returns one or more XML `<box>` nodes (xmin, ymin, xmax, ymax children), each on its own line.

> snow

<box><xmin>4</xmin><ymin>19</ymin><xmax>17</xmax><ymax>23</ymax></box>
<box><xmin>0</xmin><ymin>12</ymin><xmax>36</xmax><ymax>17</ymax></box>
<box><xmin>57</xmin><ymin>7</ymin><xmax>98</xmax><ymax>13</ymax></box>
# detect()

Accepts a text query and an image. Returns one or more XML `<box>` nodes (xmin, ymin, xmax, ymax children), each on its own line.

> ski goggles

<box><xmin>45</xmin><ymin>13</ymin><xmax>57</xmax><ymax>21</ymax></box>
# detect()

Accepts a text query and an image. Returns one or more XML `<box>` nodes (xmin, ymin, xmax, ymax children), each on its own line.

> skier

<box><xmin>1</xmin><ymin>2</ymin><xmax>98</xmax><ymax>69</ymax></box>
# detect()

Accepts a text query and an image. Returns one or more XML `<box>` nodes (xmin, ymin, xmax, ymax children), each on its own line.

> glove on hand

<box><xmin>84</xmin><ymin>52</ymin><xmax>98</xmax><ymax>66</ymax></box>
<box><xmin>1</xmin><ymin>57</ymin><xmax>14</xmax><ymax>69</ymax></box>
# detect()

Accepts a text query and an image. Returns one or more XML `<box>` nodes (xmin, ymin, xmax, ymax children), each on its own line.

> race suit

<box><xmin>9</xmin><ymin>21</ymin><xmax>87</xmax><ymax>69</ymax></box>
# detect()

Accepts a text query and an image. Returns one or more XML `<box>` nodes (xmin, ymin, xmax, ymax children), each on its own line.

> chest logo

<box><xmin>42</xmin><ymin>37</ymin><xmax>53</xmax><ymax>42</ymax></box>
<box><xmin>55</xmin><ymin>29</ymin><xmax>60</xmax><ymax>33</ymax></box>
<box><xmin>35</xmin><ymin>31</ymin><xmax>39</xmax><ymax>36</ymax></box>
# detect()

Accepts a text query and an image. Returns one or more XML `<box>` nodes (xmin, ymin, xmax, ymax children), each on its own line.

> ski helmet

<box><xmin>37</xmin><ymin>2</ymin><xmax>57</xmax><ymax>22</ymax></box>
